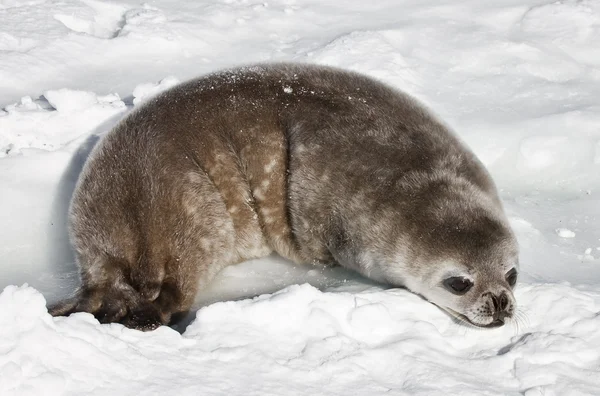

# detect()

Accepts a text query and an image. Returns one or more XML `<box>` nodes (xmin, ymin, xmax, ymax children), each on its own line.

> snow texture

<box><xmin>1</xmin><ymin>0</ymin><xmax>599</xmax><ymax>395</ymax></box>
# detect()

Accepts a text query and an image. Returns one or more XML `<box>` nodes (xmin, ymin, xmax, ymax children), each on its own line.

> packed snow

<box><xmin>1</xmin><ymin>0</ymin><xmax>599</xmax><ymax>395</ymax></box>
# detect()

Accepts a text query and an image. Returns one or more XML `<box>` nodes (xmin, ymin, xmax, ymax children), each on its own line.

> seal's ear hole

<box><xmin>443</xmin><ymin>277</ymin><xmax>473</xmax><ymax>295</ymax></box>
<box><xmin>506</xmin><ymin>268</ymin><xmax>517</xmax><ymax>288</ymax></box>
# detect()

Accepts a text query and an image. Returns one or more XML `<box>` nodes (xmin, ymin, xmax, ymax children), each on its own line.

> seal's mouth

<box><xmin>441</xmin><ymin>307</ymin><xmax>506</xmax><ymax>328</ymax></box>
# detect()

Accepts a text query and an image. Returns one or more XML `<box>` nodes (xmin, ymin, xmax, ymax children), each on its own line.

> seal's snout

<box><xmin>486</xmin><ymin>291</ymin><xmax>512</xmax><ymax>327</ymax></box>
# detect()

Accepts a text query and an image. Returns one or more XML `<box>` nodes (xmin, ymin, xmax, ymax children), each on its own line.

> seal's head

<box><xmin>369</xmin><ymin>175</ymin><xmax>519</xmax><ymax>328</ymax></box>
<box><xmin>421</xmin><ymin>240</ymin><xmax>519</xmax><ymax>328</ymax></box>
<box><xmin>406</xmin><ymin>185</ymin><xmax>519</xmax><ymax>328</ymax></box>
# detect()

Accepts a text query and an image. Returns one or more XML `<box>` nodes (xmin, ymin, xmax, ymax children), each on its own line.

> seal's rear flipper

<box><xmin>47</xmin><ymin>294</ymin><xmax>81</xmax><ymax>317</ymax></box>
<box><xmin>46</xmin><ymin>283</ymin><xmax>189</xmax><ymax>332</ymax></box>
<box><xmin>47</xmin><ymin>287</ymin><xmax>128</xmax><ymax>322</ymax></box>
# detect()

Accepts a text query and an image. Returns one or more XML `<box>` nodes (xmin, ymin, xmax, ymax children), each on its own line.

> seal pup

<box><xmin>49</xmin><ymin>63</ymin><xmax>519</xmax><ymax>330</ymax></box>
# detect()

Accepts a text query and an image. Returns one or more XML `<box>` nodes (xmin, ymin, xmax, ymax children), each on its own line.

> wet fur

<box><xmin>49</xmin><ymin>63</ymin><xmax>518</xmax><ymax>330</ymax></box>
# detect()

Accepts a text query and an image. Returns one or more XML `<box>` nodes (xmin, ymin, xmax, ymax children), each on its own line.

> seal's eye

<box><xmin>443</xmin><ymin>277</ymin><xmax>473</xmax><ymax>295</ymax></box>
<box><xmin>506</xmin><ymin>268</ymin><xmax>517</xmax><ymax>287</ymax></box>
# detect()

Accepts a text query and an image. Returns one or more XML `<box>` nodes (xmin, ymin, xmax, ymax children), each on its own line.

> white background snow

<box><xmin>1</xmin><ymin>0</ymin><xmax>599</xmax><ymax>394</ymax></box>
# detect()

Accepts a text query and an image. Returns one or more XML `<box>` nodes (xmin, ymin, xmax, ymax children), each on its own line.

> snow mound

<box><xmin>0</xmin><ymin>90</ymin><xmax>125</xmax><ymax>156</ymax></box>
<box><xmin>0</xmin><ymin>32</ymin><xmax>37</xmax><ymax>52</ymax></box>
<box><xmin>53</xmin><ymin>0</ymin><xmax>127</xmax><ymax>39</ymax></box>
<box><xmin>43</xmin><ymin>89</ymin><xmax>123</xmax><ymax>113</ymax></box>
<box><xmin>132</xmin><ymin>76</ymin><xmax>180</xmax><ymax>105</ymax></box>
<box><xmin>556</xmin><ymin>228</ymin><xmax>576</xmax><ymax>239</ymax></box>
<box><xmin>518</xmin><ymin>0</ymin><xmax>600</xmax><ymax>66</ymax></box>
<box><xmin>52</xmin><ymin>1</ymin><xmax>168</xmax><ymax>40</ymax></box>
<box><xmin>1</xmin><ymin>284</ymin><xmax>599</xmax><ymax>395</ymax></box>
<box><xmin>308</xmin><ymin>30</ymin><xmax>422</xmax><ymax>95</ymax></box>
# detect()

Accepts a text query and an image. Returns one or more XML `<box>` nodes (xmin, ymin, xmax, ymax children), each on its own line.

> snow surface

<box><xmin>1</xmin><ymin>0</ymin><xmax>599</xmax><ymax>394</ymax></box>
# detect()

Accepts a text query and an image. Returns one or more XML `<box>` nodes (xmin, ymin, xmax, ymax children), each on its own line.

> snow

<box><xmin>132</xmin><ymin>76</ymin><xmax>179</xmax><ymax>105</ymax></box>
<box><xmin>1</xmin><ymin>0</ymin><xmax>599</xmax><ymax>394</ymax></box>
<box><xmin>556</xmin><ymin>228</ymin><xmax>576</xmax><ymax>239</ymax></box>
<box><xmin>2</xmin><ymin>283</ymin><xmax>600</xmax><ymax>395</ymax></box>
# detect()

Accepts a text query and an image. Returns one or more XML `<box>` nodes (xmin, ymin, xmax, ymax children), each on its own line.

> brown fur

<box><xmin>49</xmin><ymin>63</ymin><xmax>518</xmax><ymax>330</ymax></box>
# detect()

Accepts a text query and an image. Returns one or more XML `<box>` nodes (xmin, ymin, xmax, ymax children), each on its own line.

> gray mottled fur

<box><xmin>49</xmin><ymin>63</ymin><xmax>519</xmax><ymax>330</ymax></box>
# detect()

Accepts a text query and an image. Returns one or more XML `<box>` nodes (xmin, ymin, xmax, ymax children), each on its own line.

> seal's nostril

<box><xmin>491</xmin><ymin>294</ymin><xmax>499</xmax><ymax>311</ymax></box>
<box><xmin>490</xmin><ymin>292</ymin><xmax>508</xmax><ymax>313</ymax></box>
<box><xmin>499</xmin><ymin>293</ymin><xmax>508</xmax><ymax>311</ymax></box>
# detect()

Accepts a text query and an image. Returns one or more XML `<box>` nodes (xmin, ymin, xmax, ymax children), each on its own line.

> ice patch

<box><xmin>118</xmin><ymin>4</ymin><xmax>168</xmax><ymax>39</ymax></box>
<box><xmin>580</xmin><ymin>248</ymin><xmax>595</xmax><ymax>261</ymax></box>
<box><xmin>0</xmin><ymin>90</ymin><xmax>125</xmax><ymax>156</ymax></box>
<box><xmin>594</xmin><ymin>141</ymin><xmax>600</xmax><ymax>164</ymax></box>
<box><xmin>517</xmin><ymin>0</ymin><xmax>600</xmax><ymax>66</ymax></box>
<box><xmin>510</xmin><ymin>217</ymin><xmax>541</xmax><ymax>238</ymax></box>
<box><xmin>43</xmin><ymin>89</ymin><xmax>123</xmax><ymax>113</ymax></box>
<box><xmin>53</xmin><ymin>0</ymin><xmax>127</xmax><ymax>39</ymax></box>
<box><xmin>308</xmin><ymin>30</ymin><xmax>422</xmax><ymax>95</ymax></box>
<box><xmin>4</xmin><ymin>96</ymin><xmax>43</xmax><ymax>113</ymax></box>
<box><xmin>132</xmin><ymin>76</ymin><xmax>180</xmax><ymax>105</ymax></box>
<box><xmin>0</xmin><ymin>32</ymin><xmax>37</xmax><ymax>52</ymax></box>
<box><xmin>556</xmin><ymin>228</ymin><xmax>576</xmax><ymax>238</ymax></box>
<box><xmin>55</xmin><ymin>3</ymin><xmax>168</xmax><ymax>40</ymax></box>
<box><xmin>0</xmin><ymin>1</ymin><xmax>46</xmax><ymax>10</ymax></box>
<box><xmin>517</xmin><ymin>135</ymin><xmax>592</xmax><ymax>172</ymax></box>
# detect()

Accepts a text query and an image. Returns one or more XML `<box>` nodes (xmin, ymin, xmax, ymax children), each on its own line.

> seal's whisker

<box><xmin>514</xmin><ymin>309</ymin><xmax>530</xmax><ymax>330</ymax></box>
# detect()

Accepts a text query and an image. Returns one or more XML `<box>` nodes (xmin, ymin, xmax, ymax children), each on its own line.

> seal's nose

<box><xmin>491</xmin><ymin>292</ymin><xmax>509</xmax><ymax>313</ymax></box>
<box><xmin>487</xmin><ymin>292</ymin><xmax>510</xmax><ymax>327</ymax></box>
<box><xmin>498</xmin><ymin>293</ymin><xmax>509</xmax><ymax>311</ymax></box>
